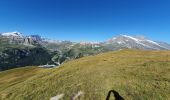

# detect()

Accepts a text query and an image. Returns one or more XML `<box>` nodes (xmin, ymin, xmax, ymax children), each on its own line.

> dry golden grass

<box><xmin>0</xmin><ymin>49</ymin><xmax>170</xmax><ymax>100</ymax></box>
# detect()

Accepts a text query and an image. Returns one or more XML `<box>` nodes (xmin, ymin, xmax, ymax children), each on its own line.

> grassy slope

<box><xmin>0</xmin><ymin>67</ymin><xmax>49</xmax><ymax>99</ymax></box>
<box><xmin>0</xmin><ymin>49</ymin><xmax>170</xmax><ymax>100</ymax></box>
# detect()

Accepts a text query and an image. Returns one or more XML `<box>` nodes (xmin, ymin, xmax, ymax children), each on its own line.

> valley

<box><xmin>1</xmin><ymin>32</ymin><xmax>170</xmax><ymax>71</ymax></box>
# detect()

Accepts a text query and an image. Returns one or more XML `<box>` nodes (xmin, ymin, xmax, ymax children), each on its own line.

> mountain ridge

<box><xmin>1</xmin><ymin>31</ymin><xmax>170</xmax><ymax>50</ymax></box>
<box><xmin>1</xmin><ymin>32</ymin><xmax>170</xmax><ymax>71</ymax></box>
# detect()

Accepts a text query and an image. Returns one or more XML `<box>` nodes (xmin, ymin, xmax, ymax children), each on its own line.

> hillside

<box><xmin>0</xmin><ymin>46</ymin><xmax>53</xmax><ymax>71</ymax></box>
<box><xmin>1</xmin><ymin>32</ymin><xmax>170</xmax><ymax>71</ymax></box>
<box><xmin>0</xmin><ymin>50</ymin><xmax>170</xmax><ymax>100</ymax></box>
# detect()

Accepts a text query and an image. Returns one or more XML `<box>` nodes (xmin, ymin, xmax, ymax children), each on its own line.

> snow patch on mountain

<box><xmin>1</xmin><ymin>32</ymin><xmax>23</xmax><ymax>37</ymax></box>
<box><xmin>146</xmin><ymin>40</ymin><xmax>160</xmax><ymax>46</ymax></box>
<box><xmin>120</xmin><ymin>35</ymin><xmax>151</xmax><ymax>48</ymax></box>
<box><xmin>121</xmin><ymin>35</ymin><xmax>139</xmax><ymax>41</ymax></box>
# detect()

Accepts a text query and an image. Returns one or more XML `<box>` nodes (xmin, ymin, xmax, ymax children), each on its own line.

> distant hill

<box><xmin>1</xmin><ymin>32</ymin><xmax>170</xmax><ymax>71</ymax></box>
<box><xmin>0</xmin><ymin>50</ymin><xmax>170</xmax><ymax>100</ymax></box>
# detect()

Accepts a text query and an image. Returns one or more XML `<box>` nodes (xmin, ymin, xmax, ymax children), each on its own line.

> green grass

<box><xmin>0</xmin><ymin>49</ymin><xmax>170</xmax><ymax>100</ymax></box>
<box><xmin>0</xmin><ymin>67</ymin><xmax>46</xmax><ymax>91</ymax></box>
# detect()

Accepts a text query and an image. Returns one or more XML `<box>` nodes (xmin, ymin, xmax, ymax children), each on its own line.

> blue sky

<box><xmin>0</xmin><ymin>0</ymin><xmax>170</xmax><ymax>42</ymax></box>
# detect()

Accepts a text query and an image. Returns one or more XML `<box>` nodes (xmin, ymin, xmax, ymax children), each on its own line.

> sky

<box><xmin>0</xmin><ymin>0</ymin><xmax>170</xmax><ymax>42</ymax></box>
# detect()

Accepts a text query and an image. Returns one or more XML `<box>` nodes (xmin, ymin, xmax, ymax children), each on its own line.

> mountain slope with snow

<box><xmin>1</xmin><ymin>31</ymin><xmax>170</xmax><ymax>71</ymax></box>
<box><xmin>106</xmin><ymin>35</ymin><xmax>170</xmax><ymax>50</ymax></box>
<box><xmin>1</xmin><ymin>31</ymin><xmax>170</xmax><ymax>50</ymax></box>
<box><xmin>1</xmin><ymin>32</ymin><xmax>23</xmax><ymax>37</ymax></box>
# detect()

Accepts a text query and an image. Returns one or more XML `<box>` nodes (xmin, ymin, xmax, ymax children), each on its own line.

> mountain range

<box><xmin>1</xmin><ymin>32</ymin><xmax>170</xmax><ymax>71</ymax></box>
<box><xmin>1</xmin><ymin>32</ymin><xmax>170</xmax><ymax>50</ymax></box>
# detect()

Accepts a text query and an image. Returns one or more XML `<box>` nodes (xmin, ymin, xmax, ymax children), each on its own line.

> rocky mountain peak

<box><xmin>1</xmin><ymin>32</ymin><xmax>23</xmax><ymax>37</ymax></box>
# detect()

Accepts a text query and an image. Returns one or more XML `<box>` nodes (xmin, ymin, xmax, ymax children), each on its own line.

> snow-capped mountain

<box><xmin>0</xmin><ymin>32</ymin><xmax>40</xmax><ymax>46</ymax></box>
<box><xmin>1</xmin><ymin>32</ymin><xmax>170</xmax><ymax>71</ymax></box>
<box><xmin>106</xmin><ymin>35</ymin><xmax>170</xmax><ymax>50</ymax></box>
<box><xmin>1</xmin><ymin>31</ymin><xmax>170</xmax><ymax>50</ymax></box>
<box><xmin>1</xmin><ymin>32</ymin><xmax>23</xmax><ymax>37</ymax></box>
